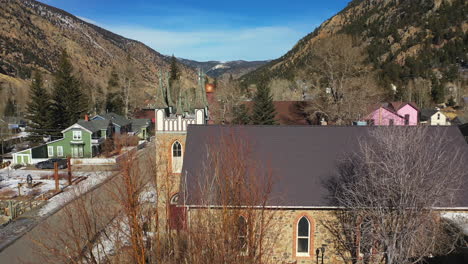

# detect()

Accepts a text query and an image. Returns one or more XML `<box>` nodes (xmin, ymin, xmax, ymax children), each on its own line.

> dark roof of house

<box><xmin>243</xmin><ymin>101</ymin><xmax>310</xmax><ymax>125</ymax></box>
<box><xmin>131</xmin><ymin>119</ymin><xmax>150</xmax><ymax>133</ymax></box>
<box><xmin>77</xmin><ymin>119</ymin><xmax>111</xmax><ymax>133</ymax></box>
<box><xmin>94</xmin><ymin>113</ymin><xmax>131</xmax><ymax>127</ymax></box>
<box><xmin>181</xmin><ymin>126</ymin><xmax>468</xmax><ymax>208</ymax></box>
<box><xmin>420</xmin><ymin>109</ymin><xmax>439</xmax><ymax>121</ymax></box>
<box><xmin>389</xmin><ymin>101</ymin><xmax>419</xmax><ymax>111</ymax></box>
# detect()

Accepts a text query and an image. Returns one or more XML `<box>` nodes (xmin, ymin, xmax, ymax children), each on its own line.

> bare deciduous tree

<box><xmin>324</xmin><ymin>127</ymin><xmax>467</xmax><ymax>264</ymax></box>
<box><xmin>30</xmin><ymin>181</ymin><xmax>120</xmax><ymax>264</ymax></box>
<box><xmin>269</xmin><ymin>78</ymin><xmax>303</xmax><ymax>101</ymax></box>
<box><xmin>183</xmin><ymin>131</ymin><xmax>281</xmax><ymax>264</ymax></box>
<box><xmin>302</xmin><ymin>34</ymin><xmax>384</xmax><ymax>124</ymax></box>
<box><xmin>211</xmin><ymin>79</ymin><xmax>245</xmax><ymax>124</ymax></box>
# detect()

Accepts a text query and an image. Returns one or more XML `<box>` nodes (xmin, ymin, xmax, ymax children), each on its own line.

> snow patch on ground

<box><xmin>139</xmin><ymin>185</ymin><xmax>157</xmax><ymax>203</ymax></box>
<box><xmin>0</xmin><ymin>168</ymin><xmax>68</xmax><ymax>197</ymax></box>
<box><xmin>38</xmin><ymin>171</ymin><xmax>114</xmax><ymax>217</ymax></box>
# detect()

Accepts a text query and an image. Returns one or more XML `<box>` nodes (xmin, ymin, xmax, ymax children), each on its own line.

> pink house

<box><xmin>365</xmin><ymin>102</ymin><xmax>419</xmax><ymax>126</ymax></box>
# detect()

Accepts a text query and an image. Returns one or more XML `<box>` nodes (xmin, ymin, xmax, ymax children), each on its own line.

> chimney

<box><xmin>84</xmin><ymin>114</ymin><xmax>89</xmax><ymax>121</ymax></box>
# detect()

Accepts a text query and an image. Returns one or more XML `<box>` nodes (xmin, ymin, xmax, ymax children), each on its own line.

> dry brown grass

<box><xmin>0</xmin><ymin>189</ymin><xmax>17</xmax><ymax>199</ymax></box>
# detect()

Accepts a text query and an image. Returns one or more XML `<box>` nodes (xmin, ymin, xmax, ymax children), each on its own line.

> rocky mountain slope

<box><xmin>177</xmin><ymin>58</ymin><xmax>268</xmax><ymax>80</ymax></box>
<box><xmin>242</xmin><ymin>0</ymin><xmax>467</xmax><ymax>103</ymax></box>
<box><xmin>0</xmin><ymin>0</ymin><xmax>198</xmax><ymax>115</ymax></box>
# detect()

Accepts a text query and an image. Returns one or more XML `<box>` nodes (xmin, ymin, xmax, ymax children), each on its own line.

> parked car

<box><xmin>36</xmin><ymin>159</ymin><xmax>68</xmax><ymax>169</ymax></box>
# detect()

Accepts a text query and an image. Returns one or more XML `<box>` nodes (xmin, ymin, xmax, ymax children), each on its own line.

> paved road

<box><xmin>0</xmin><ymin>145</ymin><xmax>154</xmax><ymax>263</ymax></box>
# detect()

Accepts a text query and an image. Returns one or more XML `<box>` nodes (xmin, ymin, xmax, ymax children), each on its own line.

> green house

<box><xmin>130</xmin><ymin>119</ymin><xmax>151</xmax><ymax>140</ymax></box>
<box><xmin>13</xmin><ymin>120</ymin><xmax>113</xmax><ymax>164</ymax></box>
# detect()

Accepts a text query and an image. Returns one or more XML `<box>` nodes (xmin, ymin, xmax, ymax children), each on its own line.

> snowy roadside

<box><xmin>38</xmin><ymin>171</ymin><xmax>114</xmax><ymax>217</ymax></box>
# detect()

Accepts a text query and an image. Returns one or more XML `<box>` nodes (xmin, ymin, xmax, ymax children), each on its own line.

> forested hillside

<box><xmin>242</xmin><ymin>0</ymin><xmax>467</xmax><ymax>107</ymax></box>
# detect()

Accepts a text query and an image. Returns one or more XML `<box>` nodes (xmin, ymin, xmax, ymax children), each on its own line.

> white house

<box><xmin>420</xmin><ymin>108</ymin><xmax>450</xmax><ymax>126</ymax></box>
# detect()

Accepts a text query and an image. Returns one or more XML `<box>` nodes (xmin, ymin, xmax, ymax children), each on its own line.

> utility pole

<box><xmin>54</xmin><ymin>162</ymin><xmax>59</xmax><ymax>193</ymax></box>
<box><xmin>67</xmin><ymin>157</ymin><xmax>72</xmax><ymax>185</ymax></box>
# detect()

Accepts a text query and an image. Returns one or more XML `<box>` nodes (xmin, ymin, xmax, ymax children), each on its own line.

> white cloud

<box><xmin>105</xmin><ymin>25</ymin><xmax>305</xmax><ymax>61</ymax></box>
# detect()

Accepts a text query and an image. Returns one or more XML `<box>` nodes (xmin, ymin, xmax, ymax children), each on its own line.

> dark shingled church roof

<box><xmin>181</xmin><ymin>126</ymin><xmax>468</xmax><ymax>208</ymax></box>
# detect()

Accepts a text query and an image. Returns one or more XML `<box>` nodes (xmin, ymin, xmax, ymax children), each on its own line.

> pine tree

<box><xmin>232</xmin><ymin>104</ymin><xmax>251</xmax><ymax>125</ymax></box>
<box><xmin>4</xmin><ymin>97</ymin><xmax>16</xmax><ymax>117</ymax></box>
<box><xmin>169</xmin><ymin>55</ymin><xmax>180</xmax><ymax>83</ymax></box>
<box><xmin>26</xmin><ymin>71</ymin><xmax>51</xmax><ymax>130</ymax></box>
<box><xmin>251</xmin><ymin>81</ymin><xmax>277</xmax><ymax>125</ymax></box>
<box><xmin>49</xmin><ymin>51</ymin><xmax>88</xmax><ymax>131</ymax></box>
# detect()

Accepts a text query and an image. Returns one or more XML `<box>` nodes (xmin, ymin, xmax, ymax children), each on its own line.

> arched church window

<box><xmin>297</xmin><ymin>216</ymin><xmax>310</xmax><ymax>256</ymax></box>
<box><xmin>238</xmin><ymin>216</ymin><xmax>248</xmax><ymax>253</ymax></box>
<box><xmin>172</xmin><ymin>141</ymin><xmax>183</xmax><ymax>173</ymax></box>
<box><xmin>173</xmin><ymin>141</ymin><xmax>182</xmax><ymax>157</ymax></box>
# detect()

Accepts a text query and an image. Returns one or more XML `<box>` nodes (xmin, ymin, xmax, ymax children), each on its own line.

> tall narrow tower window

<box><xmin>172</xmin><ymin>141</ymin><xmax>183</xmax><ymax>173</ymax></box>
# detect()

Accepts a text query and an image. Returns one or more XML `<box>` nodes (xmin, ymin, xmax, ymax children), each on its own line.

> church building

<box><xmin>153</xmin><ymin>69</ymin><xmax>210</xmax><ymax>226</ymax></box>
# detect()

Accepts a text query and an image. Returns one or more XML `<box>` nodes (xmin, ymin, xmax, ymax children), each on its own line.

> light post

<box><xmin>316</xmin><ymin>245</ymin><xmax>326</xmax><ymax>264</ymax></box>
<box><xmin>321</xmin><ymin>246</ymin><xmax>326</xmax><ymax>264</ymax></box>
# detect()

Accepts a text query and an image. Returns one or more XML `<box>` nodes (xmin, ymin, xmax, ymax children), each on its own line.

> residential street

<box><xmin>0</xmin><ymin>145</ymin><xmax>154</xmax><ymax>263</ymax></box>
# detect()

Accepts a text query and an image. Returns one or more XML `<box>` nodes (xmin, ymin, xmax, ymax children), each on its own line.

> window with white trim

<box><xmin>172</xmin><ymin>141</ymin><xmax>183</xmax><ymax>173</ymax></box>
<box><xmin>57</xmin><ymin>146</ymin><xmax>64</xmax><ymax>157</ymax></box>
<box><xmin>73</xmin><ymin>130</ymin><xmax>82</xmax><ymax>140</ymax></box>
<box><xmin>48</xmin><ymin>146</ymin><xmax>54</xmax><ymax>157</ymax></box>
<box><xmin>297</xmin><ymin>216</ymin><xmax>310</xmax><ymax>256</ymax></box>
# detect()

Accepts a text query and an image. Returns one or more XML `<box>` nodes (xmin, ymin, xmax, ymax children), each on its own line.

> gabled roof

<box><xmin>366</xmin><ymin>102</ymin><xmax>419</xmax><ymax>121</ymax></box>
<box><xmin>389</xmin><ymin>101</ymin><xmax>419</xmax><ymax>112</ymax></box>
<box><xmin>62</xmin><ymin>120</ymin><xmax>111</xmax><ymax>133</ymax></box>
<box><xmin>131</xmin><ymin>119</ymin><xmax>150</xmax><ymax>132</ymax></box>
<box><xmin>365</xmin><ymin>104</ymin><xmax>405</xmax><ymax>120</ymax></box>
<box><xmin>93</xmin><ymin>113</ymin><xmax>131</xmax><ymax>127</ymax></box>
<box><xmin>181</xmin><ymin>126</ymin><xmax>468</xmax><ymax>208</ymax></box>
<box><xmin>420</xmin><ymin>109</ymin><xmax>440</xmax><ymax>121</ymax></box>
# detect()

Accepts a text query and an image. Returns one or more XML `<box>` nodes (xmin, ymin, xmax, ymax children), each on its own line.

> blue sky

<box><xmin>39</xmin><ymin>0</ymin><xmax>351</xmax><ymax>61</ymax></box>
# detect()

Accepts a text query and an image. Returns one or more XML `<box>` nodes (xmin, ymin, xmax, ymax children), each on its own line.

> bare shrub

<box><xmin>104</xmin><ymin>149</ymin><xmax>155</xmax><ymax>264</ymax></box>
<box><xmin>30</xmin><ymin>184</ymin><xmax>119</xmax><ymax>264</ymax></box>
